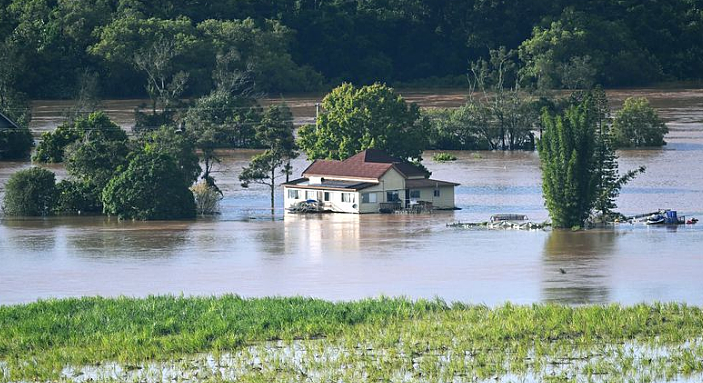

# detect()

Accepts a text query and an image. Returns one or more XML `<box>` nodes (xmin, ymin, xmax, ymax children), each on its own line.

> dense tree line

<box><xmin>1</xmin><ymin>0</ymin><xmax>703</xmax><ymax>100</ymax></box>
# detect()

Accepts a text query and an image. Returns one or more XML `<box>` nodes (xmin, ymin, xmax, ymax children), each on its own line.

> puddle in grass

<box><xmin>14</xmin><ymin>339</ymin><xmax>696</xmax><ymax>383</ymax></box>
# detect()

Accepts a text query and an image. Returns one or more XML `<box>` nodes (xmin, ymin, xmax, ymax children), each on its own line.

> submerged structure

<box><xmin>283</xmin><ymin>149</ymin><xmax>458</xmax><ymax>213</ymax></box>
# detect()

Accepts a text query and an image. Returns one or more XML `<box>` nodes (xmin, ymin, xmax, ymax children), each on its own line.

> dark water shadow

<box><xmin>541</xmin><ymin>230</ymin><xmax>620</xmax><ymax>304</ymax></box>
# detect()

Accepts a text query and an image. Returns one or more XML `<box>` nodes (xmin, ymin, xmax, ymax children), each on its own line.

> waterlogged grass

<box><xmin>1</xmin><ymin>297</ymin><xmax>703</xmax><ymax>382</ymax></box>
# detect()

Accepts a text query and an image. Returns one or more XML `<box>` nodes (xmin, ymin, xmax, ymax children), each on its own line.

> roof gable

<box><xmin>0</xmin><ymin>112</ymin><xmax>20</xmax><ymax>130</ymax></box>
<box><xmin>302</xmin><ymin>149</ymin><xmax>428</xmax><ymax>180</ymax></box>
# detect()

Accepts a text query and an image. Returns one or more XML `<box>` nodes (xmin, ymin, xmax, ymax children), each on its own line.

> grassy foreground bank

<box><xmin>1</xmin><ymin>296</ymin><xmax>703</xmax><ymax>382</ymax></box>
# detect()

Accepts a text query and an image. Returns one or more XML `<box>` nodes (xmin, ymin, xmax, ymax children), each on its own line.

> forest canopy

<box><xmin>1</xmin><ymin>0</ymin><xmax>703</xmax><ymax>99</ymax></box>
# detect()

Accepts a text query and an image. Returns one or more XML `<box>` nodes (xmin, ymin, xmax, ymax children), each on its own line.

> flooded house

<box><xmin>283</xmin><ymin>149</ymin><xmax>458</xmax><ymax>213</ymax></box>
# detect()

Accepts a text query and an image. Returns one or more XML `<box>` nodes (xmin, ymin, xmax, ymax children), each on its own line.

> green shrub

<box><xmin>432</xmin><ymin>152</ymin><xmax>457</xmax><ymax>162</ymax></box>
<box><xmin>102</xmin><ymin>151</ymin><xmax>196</xmax><ymax>220</ymax></box>
<box><xmin>54</xmin><ymin>179</ymin><xmax>102</xmax><ymax>214</ymax></box>
<box><xmin>612</xmin><ymin>97</ymin><xmax>668</xmax><ymax>147</ymax></box>
<box><xmin>2</xmin><ymin>167</ymin><xmax>56</xmax><ymax>216</ymax></box>
<box><xmin>32</xmin><ymin>123</ymin><xmax>83</xmax><ymax>163</ymax></box>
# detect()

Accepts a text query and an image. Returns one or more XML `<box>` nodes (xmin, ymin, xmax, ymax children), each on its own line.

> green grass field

<box><xmin>1</xmin><ymin>296</ymin><xmax>703</xmax><ymax>382</ymax></box>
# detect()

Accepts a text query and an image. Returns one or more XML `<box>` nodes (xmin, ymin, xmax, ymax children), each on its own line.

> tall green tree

<box><xmin>538</xmin><ymin>101</ymin><xmax>598</xmax><ymax>228</ymax></box>
<box><xmin>240</xmin><ymin>103</ymin><xmax>297</xmax><ymax>210</ymax></box>
<box><xmin>298</xmin><ymin>83</ymin><xmax>427</xmax><ymax>162</ymax></box>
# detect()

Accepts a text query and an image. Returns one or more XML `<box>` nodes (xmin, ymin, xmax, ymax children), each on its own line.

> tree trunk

<box><xmin>270</xmin><ymin>167</ymin><xmax>275</xmax><ymax>211</ymax></box>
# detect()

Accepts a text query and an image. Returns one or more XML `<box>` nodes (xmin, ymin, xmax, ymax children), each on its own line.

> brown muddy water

<box><xmin>1</xmin><ymin>89</ymin><xmax>703</xmax><ymax>306</ymax></box>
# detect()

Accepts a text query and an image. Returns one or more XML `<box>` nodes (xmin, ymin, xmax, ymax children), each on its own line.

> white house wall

<box><xmin>284</xmin><ymin>187</ymin><xmax>360</xmax><ymax>213</ymax></box>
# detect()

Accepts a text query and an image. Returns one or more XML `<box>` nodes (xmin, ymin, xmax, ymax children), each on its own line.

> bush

<box><xmin>33</xmin><ymin>123</ymin><xmax>83</xmax><ymax>163</ymax></box>
<box><xmin>612</xmin><ymin>97</ymin><xmax>668</xmax><ymax>147</ymax></box>
<box><xmin>190</xmin><ymin>181</ymin><xmax>222</xmax><ymax>215</ymax></box>
<box><xmin>54</xmin><ymin>179</ymin><xmax>102</xmax><ymax>214</ymax></box>
<box><xmin>432</xmin><ymin>152</ymin><xmax>457</xmax><ymax>162</ymax></box>
<box><xmin>2</xmin><ymin>167</ymin><xmax>56</xmax><ymax>216</ymax></box>
<box><xmin>102</xmin><ymin>151</ymin><xmax>196</xmax><ymax>220</ymax></box>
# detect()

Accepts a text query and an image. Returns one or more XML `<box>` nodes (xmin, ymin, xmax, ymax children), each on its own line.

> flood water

<box><xmin>2</xmin><ymin>88</ymin><xmax>703</xmax><ymax>306</ymax></box>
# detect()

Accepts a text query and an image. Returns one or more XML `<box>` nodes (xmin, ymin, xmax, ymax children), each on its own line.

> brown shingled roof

<box><xmin>302</xmin><ymin>149</ymin><xmax>428</xmax><ymax>180</ymax></box>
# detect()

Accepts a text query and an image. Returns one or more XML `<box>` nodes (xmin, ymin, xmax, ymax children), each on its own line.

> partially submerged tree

<box><xmin>539</xmin><ymin>90</ymin><xmax>647</xmax><ymax>228</ymax></box>
<box><xmin>34</xmin><ymin>111</ymin><xmax>128</xmax><ymax>164</ymax></box>
<box><xmin>297</xmin><ymin>83</ymin><xmax>427</xmax><ymax>162</ymax></box>
<box><xmin>102</xmin><ymin>150</ymin><xmax>196</xmax><ymax>220</ymax></box>
<box><xmin>2</xmin><ymin>167</ymin><xmax>56</xmax><ymax>216</ymax></box>
<box><xmin>240</xmin><ymin>104</ymin><xmax>297</xmax><ymax>210</ymax></box>
<box><xmin>612</xmin><ymin>97</ymin><xmax>668</xmax><ymax>148</ymax></box>
<box><xmin>538</xmin><ymin>101</ymin><xmax>598</xmax><ymax>228</ymax></box>
<box><xmin>139</xmin><ymin>126</ymin><xmax>201</xmax><ymax>185</ymax></box>
<box><xmin>190</xmin><ymin>181</ymin><xmax>222</xmax><ymax>215</ymax></box>
<box><xmin>185</xmin><ymin>63</ymin><xmax>261</xmax><ymax>187</ymax></box>
<box><xmin>466</xmin><ymin>47</ymin><xmax>538</xmax><ymax>150</ymax></box>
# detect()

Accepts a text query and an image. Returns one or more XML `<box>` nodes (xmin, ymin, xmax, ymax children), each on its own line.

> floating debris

<box><xmin>448</xmin><ymin>221</ymin><xmax>549</xmax><ymax>230</ymax></box>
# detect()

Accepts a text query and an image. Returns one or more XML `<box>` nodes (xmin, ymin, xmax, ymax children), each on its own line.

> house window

<box><xmin>410</xmin><ymin>190</ymin><xmax>421</xmax><ymax>199</ymax></box>
<box><xmin>288</xmin><ymin>189</ymin><xmax>299</xmax><ymax>199</ymax></box>
<box><xmin>306</xmin><ymin>190</ymin><xmax>316</xmax><ymax>200</ymax></box>
<box><xmin>361</xmin><ymin>192</ymin><xmax>377</xmax><ymax>203</ymax></box>
<box><xmin>386</xmin><ymin>191</ymin><xmax>400</xmax><ymax>202</ymax></box>
<box><xmin>433</xmin><ymin>189</ymin><xmax>441</xmax><ymax>197</ymax></box>
<box><xmin>341</xmin><ymin>193</ymin><xmax>354</xmax><ymax>203</ymax></box>
<box><xmin>324</xmin><ymin>192</ymin><xmax>330</xmax><ymax>202</ymax></box>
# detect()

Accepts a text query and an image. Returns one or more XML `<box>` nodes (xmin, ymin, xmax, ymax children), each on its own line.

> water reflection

<box><xmin>1</xmin><ymin>218</ymin><xmax>57</xmax><ymax>253</ymax></box>
<box><xmin>284</xmin><ymin>214</ymin><xmax>361</xmax><ymax>257</ymax></box>
<box><xmin>541</xmin><ymin>230</ymin><xmax>618</xmax><ymax>304</ymax></box>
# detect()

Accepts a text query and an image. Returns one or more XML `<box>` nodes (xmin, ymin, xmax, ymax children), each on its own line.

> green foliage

<box><xmin>462</xmin><ymin>47</ymin><xmax>539</xmax><ymax>151</ymax></box>
<box><xmin>240</xmin><ymin>103</ymin><xmax>297</xmax><ymax>208</ymax></box>
<box><xmin>519</xmin><ymin>8</ymin><xmax>661</xmax><ymax>88</ymax></box>
<box><xmin>33</xmin><ymin>122</ymin><xmax>83</xmax><ymax>163</ymax></box>
<box><xmin>538</xmin><ymin>101</ymin><xmax>598</xmax><ymax>228</ymax></box>
<box><xmin>32</xmin><ymin>112</ymin><xmax>127</xmax><ymax>163</ymax></box>
<box><xmin>140</xmin><ymin>126</ymin><xmax>201</xmax><ymax>184</ymax></box>
<box><xmin>65</xmin><ymin>133</ymin><xmax>130</xmax><ymax>193</ymax></box>
<box><xmin>424</xmin><ymin>106</ymin><xmax>491</xmax><ymax>150</ymax></box>
<box><xmin>298</xmin><ymin>83</ymin><xmax>427</xmax><ymax>162</ymax></box>
<box><xmin>186</xmin><ymin>89</ymin><xmax>261</xmax><ymax>149</ymax></box>
<box><xmin>539</xmin><ymin>90</ymin><xmax>646</xmax><ymax>226</ymax></box>
<box><xmin>2</xmin><ymin>167</ymin><xmax>56</xmax><ymax>216</ymax></box>
<box><xmin>432</xmin><ymin>152</ymin><xmax>457</xmax><ymax>162</ymax></box>
<box><xmin>612</xmin><ymin>97</ymin><xmax>669</xmax><ymax>148</ymax></box>
<box><xmin>3</xmin><ymin>0</ymin><xmax>703</xmax><ymax>98</ymax></box>
<box><xmin>102</xmin><ymin>151</ymin><xmax>196</xmax><ymax>220</ymax></box>
<box><xmin>54</xmin><ymin>179</ymin><xmax>101</xmax><ymax>214</ymax></box>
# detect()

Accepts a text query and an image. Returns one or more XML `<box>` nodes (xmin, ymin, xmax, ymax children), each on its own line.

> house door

<box><xmin>404</xmin><ymin>189</ymin><xmax>410</xmax><ymax>208</ymax></box>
